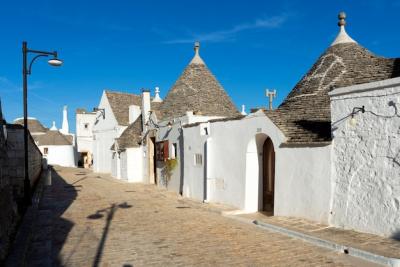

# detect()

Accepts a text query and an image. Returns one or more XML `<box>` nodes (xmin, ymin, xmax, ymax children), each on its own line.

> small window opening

<box><xmin>194</xmin><ymin>153</ymin><xmax>203</xmax><ymax>166</ymax></box>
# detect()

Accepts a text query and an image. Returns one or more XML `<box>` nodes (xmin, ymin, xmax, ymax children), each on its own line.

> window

<box><xmin>43</xmin><ymin>147</ymin><xmax>48</xmax><ymax>155</ymax></box>
<box><xmin>156</xmin><ymin>141</ymin><xmax>169</xmax><ymax>161</ymax></box>
<box><xmin>194</xmin><ymin>153</ymin><xmax>202</xmax><ymax>166</ymax></box>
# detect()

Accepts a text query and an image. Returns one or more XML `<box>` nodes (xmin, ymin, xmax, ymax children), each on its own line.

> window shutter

<box><xmin>163</xmin><ymin>141</ymin><xmax>169</xmax><ymax>160</ymax></box>
<box><xmin>156</xmin><ymin>142</ymin><xmax>163</xmax><ymax>161</ymax></box>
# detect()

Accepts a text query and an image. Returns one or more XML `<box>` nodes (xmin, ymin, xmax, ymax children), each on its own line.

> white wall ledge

<box><xmin>329</xmin><ymin>77</ymin><xmax>400</xmax><ymax>97</ymax></box>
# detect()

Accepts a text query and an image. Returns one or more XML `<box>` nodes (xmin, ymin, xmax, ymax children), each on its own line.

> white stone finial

<box><xmin>152</xmin><ymin>86</ymin><xmax>163</xmax><ymax>103</ymax></box>
<box><xmin>331</xmin><ymin>11</ymin><xmax>356</xmax><ymax>46</ymax></box>
<box><xmin>241</xmin><ymin>105</ymin><xmax>247</xmax><ymax>115</ymax></box>
<box><xmin>50</xmin><ymin>121</ymin><xmax>57</xmax><ymax>131</ymax></box>
<box><xmin>338</xmin><ymin>12</ymin><xmax>346</xmax><ymax>26</ymax></box>
<box><xmin>60</xmin><ymin>105</ymin><xmax>69</xmax><ymax>134</ymax></box>
<box><xmin>190</xmin><ymin>41</ymin><xmax>205</xmax><ymax>65</ymax></box>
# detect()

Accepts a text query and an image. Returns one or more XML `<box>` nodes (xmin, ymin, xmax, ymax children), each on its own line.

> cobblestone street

<box><xmin>25</xmin><ymin>167</ymin><xmax>378</xmax><ymax>267</ymax></box>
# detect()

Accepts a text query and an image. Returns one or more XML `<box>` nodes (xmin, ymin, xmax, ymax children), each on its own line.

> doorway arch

<box><xmin>244</xmin><ymin>133</ymin><xmax>276</xmax><ymax>213</ymax></box>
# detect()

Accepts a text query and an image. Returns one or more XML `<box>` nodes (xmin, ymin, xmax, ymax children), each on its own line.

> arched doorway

<box><xmin>262</xmin><ymin>137</ymin><xmax>275</xmax><ymax>213</ymax></box>
<box><xmin>244</xmin><ymin>133</ymin><xmax>276</xmax><ymax>213</ymax></box>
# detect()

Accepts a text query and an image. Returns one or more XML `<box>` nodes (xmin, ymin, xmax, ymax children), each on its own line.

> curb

<box><xmin>252</xmin><ymin>219</ymin><xmax>400</xmax><ymax>267</ymax></box>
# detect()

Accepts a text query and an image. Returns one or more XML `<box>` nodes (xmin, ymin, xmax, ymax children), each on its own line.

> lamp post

<box><xmin>22</xmin><ymin>41</ymin><xmax>63</xmax><ymax>205</ymax></box>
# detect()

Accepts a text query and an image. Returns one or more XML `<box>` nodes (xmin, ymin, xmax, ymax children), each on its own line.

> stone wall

<box><xmin>6</xmin><ymin>125</ymin><xmax>42</xmax><ymax>204</ymax></box>
<box><xmin>330</xmin><ymin>77</ymin><xmax>400</xmax><ymax>237</ymax></box>
<box><xmin>0</xmin><ymin>108</ymin><xmax>18</xmax><ymax>262</ymax></box>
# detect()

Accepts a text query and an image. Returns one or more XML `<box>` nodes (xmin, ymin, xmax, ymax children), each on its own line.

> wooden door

<box><xmin>149</xmin><ymin>137</ymin><xmax>157</xmax><ymax>184</ymax></box>
<box><xmin>262</xmin><ymin>138</ymin><xmax>275</xmax><ymax>213</ymax></box>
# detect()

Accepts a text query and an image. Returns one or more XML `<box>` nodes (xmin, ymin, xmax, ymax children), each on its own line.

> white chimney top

<box><xmin>50</xmin><ymin>121</ymin><xmax>58</xmax><ymax>131</ymax></box>
<box><xmin>152</xmin><ymin>87</ymin><xmax>163</xmax><ymax>103</ymax></box>
<box><xmin>241</xmin><ymin>105</ymin><xmax>247</xmax><ymax>115</ymax></box>
<box><xmin>141</xmin><ymin>89</ymin><xmax>151</xmax><ymax>130</ymax></box>
<box><xmin>60</xmin><ymin>105</ymin><xmax>69</xmax><ymax>135</ymax></box>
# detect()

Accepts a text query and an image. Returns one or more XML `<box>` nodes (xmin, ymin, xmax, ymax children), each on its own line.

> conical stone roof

<box><xmin>14</xmin><ymin>118</ymin><xmax>48</xmax><ymax>134</ymax></box>
<box><xmin>112</xmin><ymin>115</ymin><xmax>143</xmax><ymax>151</ymax></box>
<box><xmin>34</xmin><ymin>130</ymin><xmax>73</xmax><ymax>146</ymax></box>
<box><xmin>265</xmin><ymin>13</ymin><xmax>400</xmax><ymax>144</ymax></box>
<box><xmin>159</xmin><ymin>43</ymin><xmax>239</xmax><ymax>120</ymax></box>
<box><xmin>105</xmin><ymin>91</ymin><xmax>142</xmax><ymax>126</ymax></box>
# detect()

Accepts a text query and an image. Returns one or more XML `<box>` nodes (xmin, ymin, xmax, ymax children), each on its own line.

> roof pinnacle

<box><xmin>190</xmin><ymin>41</ymin><xmax>205</xmax><ymax>65</ymax></box>
<box><xmin>152</xmin><ymin>86</ymin><xmax>163</xmax><ymax>102</ymax></box>
<box><xmin>330</xmin><ymin>11</ymin><xmax>356</xmax><ymax>46</ymax></box>
<box><xmin>50</xmin><ymin>121</ymin><xmax>58</xmax><ymax>131</ymax></box>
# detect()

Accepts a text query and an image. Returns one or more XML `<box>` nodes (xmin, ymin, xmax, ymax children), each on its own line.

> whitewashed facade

<box><xmin>38</xmin><ymin>143</ymin><xmax>76</xmax><ymax>167</ymax></box>
<box><xmin>93</xmin><ymin>91</ymin><xmax>121</xmax><ymax>173</ymax></box>
<box><xmin>182</xmin><ymin>111</ymin><xmax>332</xmax><ymax>223</ymax></box>
<box><xmin>330</xmin><ymin>77</ymin><xmax>400</xmax><ymax>237</ymax></box>
<box><xmin>76</xmin><ymin>109</ymin><xmax>96</xmax><ymax>167</ymax></box>
<box><xmin>92</xmin><ymin>90</ymin><xmax>141</xmax><ymax>173</ymax></box>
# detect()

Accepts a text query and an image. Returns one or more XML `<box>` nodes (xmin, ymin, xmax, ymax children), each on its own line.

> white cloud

<box><xmin>0</xmin><ymin>76</ymin><xmax>43</xmax><ymax>93</ymax></box>
<box><xmin>0</xmin><ymin>76</ymin><xmax>20</xmax><ymax>93</ymax></box>
<box><xmin>164</xmin><ymin>14</ymin><xmax>288</xmax><ymax>44</ymax></box>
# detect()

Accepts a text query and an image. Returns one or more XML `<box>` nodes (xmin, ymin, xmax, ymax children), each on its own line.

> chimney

<box><xmin>152</xmin><ymin>87</ymin><xmax>162</xmax><ymax>103</ymax></box>
<box><xmin>141</xmin><ymin>89</ymin><xmax>151</xmax><ymax>130</ymax></box>
<box><xmin>241</xmin><ymin>105</ymin><xmax>247</xmax><ymax>115</ymax></box>
<box><xmin>129</xmin><ymin>105</ymin><xmax>141</xmax><ymax>124</ymax></box>
<box><xmin>60</xmin><ymin>105</ymin><xmax>69</xmax><ymax>134</ymax></box>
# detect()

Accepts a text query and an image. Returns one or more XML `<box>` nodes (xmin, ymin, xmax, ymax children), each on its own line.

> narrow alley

<box><xmin>16</xmin><ymin>167</ymin><xmax>377</xmax><ymax>267</ymax></box>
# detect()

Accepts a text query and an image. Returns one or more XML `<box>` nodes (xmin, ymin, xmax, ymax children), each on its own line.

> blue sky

<box><xmin>0</xmin><ymin>0</ymin><xmax>399</xmax><ymax>133</ymax></box>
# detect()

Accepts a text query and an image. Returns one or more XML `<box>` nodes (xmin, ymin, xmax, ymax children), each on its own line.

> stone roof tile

<box><xmin>14</xmin><ymin>118</ymin><xmax>48</xmax><ymax>133</ymax></box>
<box><xmin>159</xmin><ymin>44</ymin><xmax>239</xmax><ymax>120</ymax></box>
<box><xmin>105</xmin><ymin>91</ymin><xmax>142</xmax><ymax>126</ymax></box>
<box><xmin>112</xmin><ymin>116</ymin><xmax>142</xmax><ymax>150</ymax></box>
<box><xmin>266</xmin><ymin>42</ymin><xmax>400</xmax><ymax>144</ymax></box>
<box><xmin>33</xmin><ymin>130</ymin><xmax>73</xmax><ymax>146</ymax></box>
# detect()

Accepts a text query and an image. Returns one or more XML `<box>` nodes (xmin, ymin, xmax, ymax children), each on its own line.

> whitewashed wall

<box><xmin>120</xmin><ymin>151</ymin><xmax>128</xmax><ymax>180</ymax></box>
<box><xmin>76</xmin><ymin>112</ymin><xmax>96</xmax><ymax>154</ymax></box>
<box><xmin>183</xmin><ymin>112</ymin><xmax>285</xmax><ymax>209</ymax></box>
<box><xmin>277</xmin><ymin>145</ymin><xmax>332</xmax><ymax>222</ymax></box>
<box><xmin>112</xmin><ymin>147</ymin><xmax>144</xmax><ymax>182</ymax></box>
<box><xmin>92</xmin><ymin>92</ymin><xmax>126</xmax><ymax>173</ymax></box>
<box><xmin>183</xmin><ymin>111</ymin><xmax>333</xmax><ymax>223</ymax></box>
<box><xmin>111</xmin><ymin>152</ymin><xmax>119</xmax><ymax>178</ymax></box>
<box><xmin>40</xmin><ymin>145</ymin><xmax>76</xmax><ymax>167</ymax></box>
<box><xmin>155</xmin><ymin>113</ymin><xmax>220</xmax><ymax>193</ymax></box>
<box><xmin>330</xmin><ymin>77</ymin><xmax>400</xmax><ymax>237</ymax></box>
<box><xmin>126</xmin><ymin>147</ymin><xmax>143</xmax><ymax>183</ymax></box>
<box><xmin>155</xmin><ymin>120</ymin><xmax>184</xmax><ymax>192</ymax></box>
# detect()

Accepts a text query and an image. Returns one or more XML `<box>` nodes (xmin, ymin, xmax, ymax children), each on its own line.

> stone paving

<box><xmin>237</xmin><ymin>213</ymin><xmax>400</xmax><ymax>259</ymax></box>
<box><xmin>24</xmin><ymin>167</ymin><xmax>379</xmax><ymax>267</ymax></box>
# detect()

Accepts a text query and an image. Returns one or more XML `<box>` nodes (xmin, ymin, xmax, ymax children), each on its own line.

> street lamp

<box><xmin>22</xmin><ymin>41</ymin><xmax>63</xmax><ymax>205</ymax></box>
